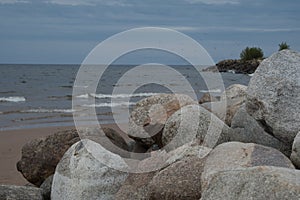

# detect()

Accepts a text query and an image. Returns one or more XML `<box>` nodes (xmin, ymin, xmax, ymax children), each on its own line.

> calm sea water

<box><xmin>0</xmin><ymin>64</ymin><xmax>251</xmax><ymax>131</ymax></box>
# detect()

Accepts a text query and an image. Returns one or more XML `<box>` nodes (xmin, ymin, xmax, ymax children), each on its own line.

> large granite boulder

<box><xmin>78</xmin><ymin>126</ymin><xmax>136</xmax><ymax>158</ymax></box>
<box><xmin>0</xmin><ymin>185</ymin><xmax>43</xmax><ymax>200</ymax></box>
<box><xmin>201</xmin><ymin>142</ymin><xmax>294</xmax><ymax>191</ymax></box>
<box><xmin>291</xmin><ymin>132</ymin><xmax>300</xmax><ymax>169</ymax></box>
<box><xmin>246</xmin><ymin>50</ymin><xmax>300</xmax><ymax>146</ymax></box>
<box><xmin>17</xmin><ymin>129</ymin><xmax>80</xmax><ymax>186</ymax></box>
<box><xmin>137</xmin><ymin>141</ymin><xmax>211</xmax><ymax>173</ymax></box>
<box><xmin>148</xmin><ymin>156</ymin><xmax>205</xmax><ymax>200</ymax></box>
<box><xmin>128</xmin><ymin>94</ymin><xmax>197</xmax><ymax>148</ymax></box>
<box><xmin>162</xmin><ymin>105</ymin><xmax>230</xmax><ymax>150</ymax></box>
<box><xmin>231</xmin><ymin>105</ymin><xmax>290</xmax><ymax>156</ymax></box>
<box><xmin>51</xmin><ymin>139</ymin><xmax>128</xmax><ymax>200</ymax></box>
<box><xmin>116</xmin><ymin>142</ymin><xmax>211</xmax><ymax>199</ymax></box>
<box><xmin>220</xmin><ymin>84</ymin><xmax>247</xmax><ymax>101</ymax></box>
<box><xmin>202</xmin><ymin>84</ymin><xmax>247</xmax><ymax>126</ymax></box>
<box><xmin>115</xmin><ymin>172</ymin><xmax>155</xmax><ymax>200</ymax></box>
<box><xmin>201</xmin><ymin>166</ymin><xmax>300</xmax><ymax>200</ymax></box>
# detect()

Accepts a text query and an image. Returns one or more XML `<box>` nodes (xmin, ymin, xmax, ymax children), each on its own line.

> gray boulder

<box><xmin>231</xmin><ymin>105</ymin><xmax>291</xmax><ymax>156</ymax></box>
<box><xmin>201</xmin><ymin>142</ymin><xmax>294</xmax><ymax>191</ymax></box>
<box><xmin>128</xmin><ymin>94</ymin><xmax>197</xmax><ymax>148</ymax></box>
<box><xmin>116</xmin><ymin>142</ymin><xmax>211</xmax><ymax>199</ymax></box>
<box><xmin>148</xmin><ymin>156</ymin><xmax>205</xmax><ymax>200</ymax></box>
<box><xmin>246</xmin><ymin>50</ymin><xmax>300</xmax><ymax>146</ymax></box>
<box><xmin>162</xmin><ymin>105</ymin><xmax>230</xmax><ymax>150</ymax></box>
<box><xmin>40</xmin><ymin>175</ymin><xmax>53</xmax><ymax>200</ymax></box>
<box><xmin>201</xmin><ymin>166</ymin><xmax>300</xmax><ymax>200</ymax></box>
<box><xmin>115</xmin><ymin>172</ymin><xmax>155</xmax><ymax>200</ymax></box>
<box><xmin>51</xmin><ymin>139</ymin><xmax>128</xmax><ymax>200</ymax></box>
<box><xmin>220</xmin><ymin>84</ymin><xmax>247</xmax><ymax>101</ymax></box>
<box><xmin>291</xmin><ymin>132</ymin><xmax>300</xmax><ymax>169</ymax></box>
<box><xmin>201</xmin><ymin>84</ymin><xmax>247</xmax><ymax>126</ymax></box>
<box><xmin>17</xmin><ymin>129</ymin><xmax>80</xmax><ymax>186</ymax></box>
<box><xmin>0</xmin><ymin>185</ymin><xmax>43</xmax><ymax>200</ymax></box>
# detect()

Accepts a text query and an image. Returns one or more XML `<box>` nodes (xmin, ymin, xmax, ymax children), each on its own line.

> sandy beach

<box><xmin>0</xmin><ymin>126</ymin><xmax>75</xmax><ymax>186</ymax></box>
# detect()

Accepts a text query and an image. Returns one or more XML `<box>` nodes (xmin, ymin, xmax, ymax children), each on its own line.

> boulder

<box><xmin>138</xmin><ymin>141</ymin><xmax>211</xmax><ymax>173</ymax></box>
<box><xmin>231</xmin><ymin>105</ymin><xmax>290</xmax><ymax>156</ymax></box>
<box><xmin>148</xmin><ymin>156</ymin><xmax>205</xmax><ymax>200</ymax></box>
<box><xmin>78</xmin><ymin>126</ymin><xmax>135</xmax><ymax>158</ymax></box>
<box><xmin>201</xmin><ymin>84</ymin><xmax>247</xmax><ymax>126</ymax></box>
<box><xmin>198</xmin><ymin>92</ymin><xmax>218</xmax><ymax>104</ymax></box>
<box><xmin>291</xmin><ymin>132</ymin><xmax>300</xmax><ymax>169</ymax></box>
<box><xmin>40</xmin><ymin>175</ymin><xmax>53</xmax><ymax>200</ymax></box>
<box><xmin>115</xmin><ymin>172</ymin><xmax>155</xmax><ymax>200</ymax></box>
<box><xmin>17</xmin><ymin>129</ymin><xmax>80</xmax><ymax>186</ymax></box>
<box><xmin>201</xmin><ymin>142</ymin><xmax>295</xmax><ymax>191</ymax></box>
<box><xmin>220</xmin><ymin>84</ymin><xmax>247</xmax><ymax>101</ymax></box>
<box><xmin>116</xmin><ymin>142</ymin><xmax>211</xmax><ymax>199</ymax></box>
<box><xmin>201</xmin><ymin>166</ymin><xmax>300</xmax><ymax>200</ymax></box>
<box><xmin>51</xmin><ymin>139</ymin><xmax>128</xmax><ymax>200</ymax></box>
<box><xmin>162</xmin><ymin>105</ymin><xmax>230</xmax><ymax>150</ymax></box>
<box><xmin>128</xmin><ymin>94</ymin><xmax>197</xmax><ymax>148</ymax></box>
<box><xmin>0</xmin><ymin>185</ymin><xmax>43</xmax><ymax>200</ymax></box>
<box><xmin>246</xmin><ymin>50</ymin><xmax>300</xmax><ymax>146</ymax></box>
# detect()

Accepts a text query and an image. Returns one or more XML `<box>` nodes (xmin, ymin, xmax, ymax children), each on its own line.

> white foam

<box><xmin>21</xmin><ymin>109</ymin><xmax>75</xmax><ymax>113</ymax></box>
<box><xmin>0</xmin><ymin>96</ymin><xmax>26</xmax><ymax>103</ymax></box>
<box><xmin>83</xmin><ymin>102</ymin><xmax>136</xmax><ymax>108</ymax></box>
<box><xmin>76</xmin><ymin>92</ymin><xmax>159</xmax><ymax>99</ymax></box>
<box><xmin>248</xmin><ymin>73</ymin><xmax>254</xmax><ymax>77</ymax></box>
<box><xmin>227</xmin><ymin>70</ymin><xmax>236</xmax><ymax>74</ymax></box>
<box><xmin>199</xmin><ymin>89</ymin><xmax>222</xmax><ymax>93</ymax></box>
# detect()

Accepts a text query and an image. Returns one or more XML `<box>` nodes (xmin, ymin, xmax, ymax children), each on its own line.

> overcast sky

<box><xmin>0</xmin><ymin>0</ymin><xmax>299</xmax><ymax>64</ymax></box>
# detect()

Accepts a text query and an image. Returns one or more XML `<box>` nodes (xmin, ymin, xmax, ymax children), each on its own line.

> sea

<box><xmin>0</xmin><ymin>64</ymin><xmax>251</xmax><ymax>131</ymax></box>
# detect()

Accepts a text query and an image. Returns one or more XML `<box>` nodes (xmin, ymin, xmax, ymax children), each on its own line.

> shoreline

<box><xmin>0</xmin><ymin>123</ymin><xmax>128</xmax><ymax>186</ymax></box>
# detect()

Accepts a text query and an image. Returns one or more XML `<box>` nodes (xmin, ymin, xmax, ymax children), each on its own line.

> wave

<box><xmin>21</xmin><ymin>109</ymin><xmax>75</xmax><ymax>113</ymax></box>
<box><xmin>0</xmin><ymin>96</ymin><xmax>26</xmax><ymax>103</ymax></box>
<box><xmin>83</xmin><ymin>102</ymin><xmax>136</xmax><ymax>108</ymax></box>
<box><xmin>199</xmin><ymin>89</ymin><xmax>222</xmax><ymax>93</ymax></box>
<box><xmin>76</xmin><ymin>92</ymin><xmax>159</xmax><ymax>99</ymax></box>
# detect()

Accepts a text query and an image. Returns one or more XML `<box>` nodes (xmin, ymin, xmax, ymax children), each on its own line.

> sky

<box><xmin>0</xmin><ymin>0</ymin><xmax>299</xmax><ymax>64</ymax></box>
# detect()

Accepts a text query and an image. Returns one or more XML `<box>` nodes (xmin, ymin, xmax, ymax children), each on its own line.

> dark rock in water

<box><xmin>201</xmin><ymin>166</ymin><xmax>300</xmax><ymax>200</ymax></box>
<box><xmin>17</xmin><ymin>129</ymin><xmax>80</xmax><ymax>186</ymax></box>
<box><xmin>246</xmin><ymin>50</ymin><xmax>300</xmax><ymax>146</ymax></box>
<box><xmin>148</xmin><ymin>156</ymin><xmax>206</xmax><ymax>200</ymax></box>
<box><xmin>198</xmin><ymin>92</ymin><xmax>218</xmax><ymax>104</ymax></box>
<box><xmin>201</xmin><ymin>142</ymin><xmax>295</xmax><ymax>191</ymax></box>
<box><xmin>115</xmin><ymin>172</ymin><xmax>156</xmax><ymax>200</ymax></box>
<box><xmin>291</xmin><ymin>132</ymin><xmax>300</xmax><ymax>169</ymax></box>
<box><xmin>0</xmin><ymin>185</ymin><xmax>43</xmax><ymax>200</ymax></box>
<box><xmin>40</xmin><ymin>175</ymin><xmax>53</xmax><ymax>200</ymax></box>
<box><xmin>52</xmin><ymin>140</ymin><xmax>128</xmax><ymax>200</ymax></box>
<box><xmin>216</xmin><ymin>59</ymin><xmax>261</xmax><ymax>74</ymax></box>
<box><xmin>128</xmin><ymin>94</ymin><xmax>197</xmax><ymax>148</ymax></box>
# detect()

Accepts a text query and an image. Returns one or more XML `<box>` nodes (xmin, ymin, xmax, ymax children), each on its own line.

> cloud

<box><xmin>184</xmin><ymin>0</ymin><xmax>240</xmax><ymax>5</ymax></box>
<box><xmin>0</xmin><ymin>0</ymin><xmax>29</xmax><ymax>4</ymax></box>
<box><xmin>166</xmin><ymin>26</ymin><xmax>300</xmax><ymax>33</ymax></box>
<box><xmin>45</xmin><ymin>0</ymin><xmax>130</xmax><ymax>6</ymax></box>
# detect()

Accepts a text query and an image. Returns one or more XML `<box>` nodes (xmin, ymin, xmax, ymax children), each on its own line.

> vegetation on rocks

<box><xmin>240</xmin><ymin>47</ymin><xmax>264</xmax><ymax>61</ymax></box>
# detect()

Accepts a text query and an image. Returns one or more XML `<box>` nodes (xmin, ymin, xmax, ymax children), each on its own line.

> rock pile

<box><xmin>2</xmin><ymin>50</ymin><xmax>300</xmax><ymax>200</ymax></box>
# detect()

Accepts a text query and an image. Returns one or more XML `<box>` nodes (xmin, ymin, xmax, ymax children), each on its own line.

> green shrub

<box><xmin>278</xmin><ymin>42</ymin><xmax>290</xmax><ymax>51</ymax></box>
<box><xmin>240</xmin><ymin>47</ymin><xmax>264</xmax><ymax>61</ymax></box>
